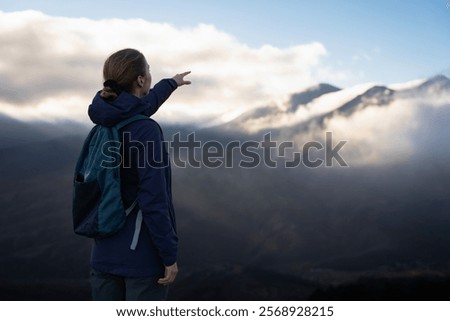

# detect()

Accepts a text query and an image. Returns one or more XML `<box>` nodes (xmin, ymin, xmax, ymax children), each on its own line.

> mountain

<box><xmin>220</xmin><ymin>83</ymin><xmax>344</xmax><ymax>133</ymax></box>
<box><xmin>224</xmin><ymin>75</ymin><xmax>450</xmax><ymax>134</ymax></box>
<box><xmin>415</xmin><ymin>74</ymin><xmax>450</xmax><ymax>94</ymax></box>
<box><xmin>288</xmin><ymin>83</ymin><xmax>341</xmax><ymax>112</ymax></box>
<box><xmin>0</xmin><ymin>114</ymin><xmax>90</xmax><ymax>149</ymax></box>
<box><xmin>331</xmin><ymin>85</ymin><xmax>395</xmax><ymax>117</ymax></box>
<box><xmin>0</xmin><ymin>115</ymin><xmax>53</xmax><ymax>148</ymax></box>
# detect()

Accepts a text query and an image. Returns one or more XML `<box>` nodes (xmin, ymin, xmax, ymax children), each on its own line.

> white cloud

<box><xmin>312</xmin><ymin>92</ymin><xmax>450</xmax><ymax>166</ymax></box>
<box><xmin>236</xmin><ymin>82</ymin><xmax>377</xmax><ymax>133</ymax></box>
<box><xmin>0</xmin><ymin>10</ymin><xmax>345</xmax><ymax>125</ymax></box>
<box><xmin>388</xmin><ymin>78</ymin><xmax>425</xmax><ymax>91</ymax></box>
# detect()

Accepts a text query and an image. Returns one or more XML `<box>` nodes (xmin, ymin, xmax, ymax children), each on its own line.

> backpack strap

<box><xmin>114</xmin><ymin>114</ymin><xmax>149</xmax><ymax>130</ymax></box>
<box><xmin>125</xmin><ymin>199</ymin><xmax>138</xmax><ymax>215</ymax></box>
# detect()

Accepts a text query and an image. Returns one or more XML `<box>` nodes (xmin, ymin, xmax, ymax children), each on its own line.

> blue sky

<box><xmin>2</xmin><ymin>0</ymin><xmax>449</xmax><ymax>86</ymax></box>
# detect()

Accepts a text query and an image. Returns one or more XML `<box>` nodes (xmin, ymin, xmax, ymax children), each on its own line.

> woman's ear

<box><xmin>137</xmin><ymin>75</ymin><xmax>144</xmax><ymax>87</ymax></box>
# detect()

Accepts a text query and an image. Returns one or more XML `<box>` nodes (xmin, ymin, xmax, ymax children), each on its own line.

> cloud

<box><xmin>307</xmin><ymin>92</ymin><xmax>450</xmax><ymax>167</ymax></box>
<box><xmin>0</xmin><ymin>10</ymin><xmax>345</xmax><ymax>124</ymax></box>
<box><xmin>233</xmin><ymin>82</ymin><xmax>377</xmax><ymax>133</ymax></box>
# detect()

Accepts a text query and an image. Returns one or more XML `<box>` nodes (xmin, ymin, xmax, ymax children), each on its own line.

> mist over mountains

<box><xmin>0</xmin><ymin>76</ymin><xmax>449</xmax><ymax>300</ymax></box>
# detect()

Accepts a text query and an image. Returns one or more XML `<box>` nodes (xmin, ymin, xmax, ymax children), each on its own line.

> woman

<box><xmin>87</xmin><ymin>48</ymin><xmax>190</xmax><ymax>300</ymax></box>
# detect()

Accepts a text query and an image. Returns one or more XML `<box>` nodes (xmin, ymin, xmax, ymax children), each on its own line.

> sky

<box><xmin>0</xmin><ymin>0</ymin><xmax>449</xmax><ymax>124</ymax></box>
<box><xmin>3</xmin><ymin>0</ymin><xmax>449</xmax><ymax>83</ymax></box>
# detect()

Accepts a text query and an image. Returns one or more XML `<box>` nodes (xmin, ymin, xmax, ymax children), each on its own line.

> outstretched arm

<box><xmin>141</xmin><ymin>71</ymin><xmax>191</xmax><ymax>117</ymax></box>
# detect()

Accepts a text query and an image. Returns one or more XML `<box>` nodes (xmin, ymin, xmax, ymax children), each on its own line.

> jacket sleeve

<box><xmin>135</xmin><ymin>120</ymin><xmax>178</xmax><ymax>266</ymax></box>
<box><xmin>141</xmin><ymin>79</ymin><xmax>178</xmax><ymax>117</ymax></box>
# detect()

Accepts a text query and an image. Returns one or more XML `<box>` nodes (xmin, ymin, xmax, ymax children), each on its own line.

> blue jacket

<box><xmin>88</xmin><ymin>79</ymin><xmax>178</xmax><ymax>278</ymax></box>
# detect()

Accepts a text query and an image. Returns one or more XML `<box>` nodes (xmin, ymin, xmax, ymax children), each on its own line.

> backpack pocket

<box><xmin>73</xmin><ymin>179</ymin><xmax>101</xmax><ymax>237</ymax></box>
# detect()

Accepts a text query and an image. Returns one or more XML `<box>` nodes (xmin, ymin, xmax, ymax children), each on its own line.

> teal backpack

<box><xmin>72</xmin><ymin>114</ymin><xmax>148</xmax><ymax>249</ymax></box>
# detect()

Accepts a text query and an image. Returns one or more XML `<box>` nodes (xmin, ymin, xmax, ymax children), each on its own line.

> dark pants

<box><xmin>90</xmin><ymin>269</ymin><xmax>169</xmax><ymax>301</ymax></box>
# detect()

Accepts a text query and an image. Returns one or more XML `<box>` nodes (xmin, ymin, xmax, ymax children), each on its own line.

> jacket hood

<box><xmin>88</xmin><ymin>91</ymin><xmax>149</xmax><ymax>127</ymax></box>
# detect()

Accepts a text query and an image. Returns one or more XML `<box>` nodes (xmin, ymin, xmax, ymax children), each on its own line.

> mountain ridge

<box><xmin>221</xmin><ymin>74</ymin><xmax>449</xmax><ymax>134</ymax></box>
<box><xmin>289</xmin><ymin>83</ymin><xmax>341</xmax><ymax>113</ymax></box>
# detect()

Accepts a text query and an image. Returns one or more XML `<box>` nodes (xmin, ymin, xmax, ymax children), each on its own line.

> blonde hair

<box><xmin>100</xmin><ymin>48</ymin><xmax>147</xmax><ymax>100</ymax></box>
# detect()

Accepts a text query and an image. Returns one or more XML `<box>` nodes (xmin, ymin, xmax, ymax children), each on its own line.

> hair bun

<box><xmin>103</xmin><ymin>79</ymin><xmax>124</xmax><ymax>95</ymax></box>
